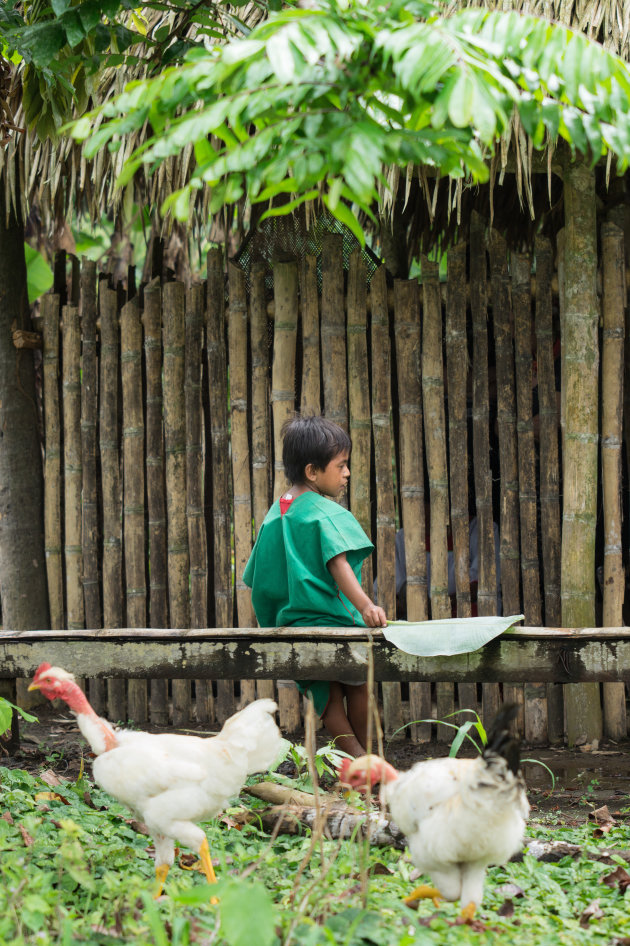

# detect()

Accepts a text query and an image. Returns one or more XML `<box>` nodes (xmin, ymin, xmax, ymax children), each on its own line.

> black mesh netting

<box><xmin>231</xmin><ymin>210</ymin><xmax>382</xmax><ymax>295</ymax></box>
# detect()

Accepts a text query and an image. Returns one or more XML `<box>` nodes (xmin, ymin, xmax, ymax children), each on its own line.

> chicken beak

<box><xmin>27</xmin><ymin>682</ymin><xmax>40</xmax><ymax>691</ymax></box>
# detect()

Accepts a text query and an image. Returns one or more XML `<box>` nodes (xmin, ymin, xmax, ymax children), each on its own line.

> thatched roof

<box><xmin>0</xmin><ymin>0</ymin><xmax>627</xmax><ymax>235</ymax></box>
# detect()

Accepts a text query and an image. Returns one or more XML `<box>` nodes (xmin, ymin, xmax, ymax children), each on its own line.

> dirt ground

<box><xmin>3</xmin><ymin>703</ymin><xmax>629</xmax><ymax>822</ymax></box>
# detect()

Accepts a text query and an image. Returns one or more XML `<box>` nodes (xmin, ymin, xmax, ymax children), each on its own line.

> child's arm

<box><xmin>327</xmin><ymin>552</ymin><xmax>387</xmax><ymax>627</ymax></box>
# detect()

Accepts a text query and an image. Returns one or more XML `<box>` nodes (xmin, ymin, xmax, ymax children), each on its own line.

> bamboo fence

<box><xmin>36</xmin><ymin>215</ymin><xmax>628</xmax><ymax>743</ymax></box>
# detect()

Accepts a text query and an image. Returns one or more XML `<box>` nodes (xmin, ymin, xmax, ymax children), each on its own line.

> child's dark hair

<box><xmin>282</xmin><ymin>414</ymin><xmax>351</xmax><ymax>485</ymax></box>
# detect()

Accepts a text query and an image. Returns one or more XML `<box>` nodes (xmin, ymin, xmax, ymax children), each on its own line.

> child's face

<box><xmin>309</xmin><ymin>450</ymin><xmax>350</xmax><ymax>498</ymax></box>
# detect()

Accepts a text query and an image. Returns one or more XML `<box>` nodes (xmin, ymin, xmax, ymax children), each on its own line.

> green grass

<box><xmin>1</xmin><ymin>763</ymin><xmax>630</xmax><ymax>945</ymax></box>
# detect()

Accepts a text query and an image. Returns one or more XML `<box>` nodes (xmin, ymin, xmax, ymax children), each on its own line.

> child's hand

<box><xmin>361</xmin><ymin>603</ymin><xmax>387</xmax><ymax>628</ymax></box>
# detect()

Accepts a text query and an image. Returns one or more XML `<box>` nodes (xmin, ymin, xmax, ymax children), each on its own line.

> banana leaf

<box><xmin>383</xmin><ymin>614</ymin><xmax>524</xmax><ymax>656</ymax></box>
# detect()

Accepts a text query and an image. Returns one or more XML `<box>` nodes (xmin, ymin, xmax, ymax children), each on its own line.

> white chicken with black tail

<box><xmin>339</xmin><ymin>703</ymin><xmax>529</xmax><ymax>921</ymax></box>
<box><xmin>29</xmin><ymin>663</ymin><xmax>282</xmax><ymax>897</ymax></box>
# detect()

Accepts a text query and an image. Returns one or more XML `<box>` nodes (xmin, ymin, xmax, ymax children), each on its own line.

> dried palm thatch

<box><xmin>0</xmin><ymin>0</ymin><xmax>627</xmax><ymax>234</ymax></box>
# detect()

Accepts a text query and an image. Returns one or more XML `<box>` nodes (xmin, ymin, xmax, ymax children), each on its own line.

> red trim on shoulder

<box><xmin>280</xmin><ymin>495</ymin><xmax>295</xmax><ymax>517</ymax></box>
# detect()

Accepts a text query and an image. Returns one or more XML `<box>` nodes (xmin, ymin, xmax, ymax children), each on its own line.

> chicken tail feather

<box><xmin>217</xmin><ymin>699</ymin><xmax>282</xmax><ymax>775</ymax></box>
<box><xmin>482</xmin><ymin>703</ymin><xmax>521</xmax><ymax>775</ymax></box>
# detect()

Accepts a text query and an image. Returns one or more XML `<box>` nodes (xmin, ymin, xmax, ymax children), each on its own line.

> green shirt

<box><xmin>243</xmin><ymin>491</ymin><xmax>373</xmax><ymax>627</ymax></box>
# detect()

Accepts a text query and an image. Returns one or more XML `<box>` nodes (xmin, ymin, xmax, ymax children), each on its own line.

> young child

<box><xmin>243</xmin><ymin>414</ymin><xmax>387</xmax><ymax>757</ymax></box>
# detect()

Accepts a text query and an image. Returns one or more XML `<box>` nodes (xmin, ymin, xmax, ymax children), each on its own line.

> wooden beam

<box><xmin>4</xmin><ymin>627</ymin><xmax>630</xmax><ymax>684</ymax></box>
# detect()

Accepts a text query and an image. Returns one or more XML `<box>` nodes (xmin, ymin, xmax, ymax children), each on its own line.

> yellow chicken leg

<box><xmin>404</xmin><ymin>885</ymin><xmax>443</xmax><ymax>909</ymax></box>
<box><xmin>198</xmin><ymin>837</ymin><xmax>217</xmax><ymax>885</ymax></box>
<box><xmin>154</xmin><ymin>863</ymin><xmax>170</xmax><ymax>899</ymax></box>
<box><xmin>460</xmin><ymin>901</ymin><xmax>476</xmax><ymax>923</ymax></box>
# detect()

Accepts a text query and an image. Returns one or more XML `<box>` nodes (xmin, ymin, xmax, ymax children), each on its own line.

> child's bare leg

<box><xmin>344</xmin><ymin>683</ymin><xmax>370</xmax><ymax>752</ymax></box>
<box><xmin>322</xmin><ymin>682</ymin><xmax>366</xmax><ymax>757</ymax></box>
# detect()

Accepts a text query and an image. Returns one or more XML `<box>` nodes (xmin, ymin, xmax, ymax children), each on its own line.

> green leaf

<box><xmin>0</xmin><ymin>699</ymin><xmax>12</xmax><ymax>734</ymax></box>
<box><xmin>219</xmin><ymin>880</ymin><xmax>276</xmax><ymax>946</ymax></box>
<box><xmin>322</xmin><ymin>195</ymin><xmax>365</xmax><ymax>246</ymax></box>
<box><xmin>24</xmin><ymin>244</ymin><xmax>53</xmax><ymax>303</ymax></box>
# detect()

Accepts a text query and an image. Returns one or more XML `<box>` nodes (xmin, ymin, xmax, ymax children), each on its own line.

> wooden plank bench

<box><xmin>1</xmin><ymin>626</ymin><xmax>630</xmax><ymax>683</ymax></box>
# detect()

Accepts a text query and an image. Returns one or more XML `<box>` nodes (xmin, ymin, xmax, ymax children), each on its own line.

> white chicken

<box><xmin>339</xmin><ymin>704</ymin><xmax>529</xmax><ymax>921</ymax></box>
<box><xmin>29</xmin><ymin>663</ymin><xmax>282</xmax><ymax>896</ymax></box>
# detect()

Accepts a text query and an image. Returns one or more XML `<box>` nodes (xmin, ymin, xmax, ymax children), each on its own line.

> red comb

<box><xmin>34</xmin><ymin>662</ymin><xmax>52</xmax><ymax>677</ymax></box>
<box><xmin>338</xmin><ymin>757</ymin><xmax>353</xmax><ymax>785</ymax></box>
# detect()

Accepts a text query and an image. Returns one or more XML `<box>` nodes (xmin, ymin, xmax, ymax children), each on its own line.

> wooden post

<box><xmin>321</xmin><ymin>233</ymin><xmax>348</xmax><ymax>432</ymax></box>
<box><xmin>42</xmin><ymin>294</ymin><xmax>64</xmax><ymax>630</ymax></box>
<box><xmin>100</xmin><ymin>287</ymin><xmax>125</xmax><ymax>721</ymax></box>
<box><xmin>121</xmin><ymin>296</ymin><xmax>148</xmax><ymax>725</ymax></box>
<box><xmin>347</xmin><ymin>250</ymin><xmax>372</xmax><ymax>593</ymax></box>
<box><xmin>513</xmin><ymin>251</ymin><xmax>543</xmax><ymax>741</ymax></box>
<box><xmin>445</xmin><ymin>242</ymin><xmax>476</xmax><ymax>716</ymax></box>
<box><xmin>79</xmin><ymin>261</ymin><xmax>104</xmax><ymax>713</ymax></box>
<box><xmin>561</xmin><ymin>157</ymin><xmax>602</xmax><ymax>746</ymax></box>
<box><xmin>186</xmin><ymin>284</ymin><xmax>212</xmax><ymax>723</ymax></box>
<box><xmin>370</xmin><ymin>266</ymin><xmax>403</xmax><ymax>733</ymax></box>
<box><xmin>393</xmin><ymin>275</ymin><xmax>429</xmax><ymax>741</ymax></box>
<box><xmin>62</xmin><ymin>304</ymin><xmax>84</xmax><ymax>633</ymax></box>
<box><xmin>163</xmin><ymin>280</ymin><xmax>191</xmax><ymax>726</ymax></box>
<box><xmin>300</xmin><ymin>253</ymin><xmax>320</xmax><ymax>414</ymax></box>
<box><xmin>250</xmin><ymin>263</ymin><xmax>275</xmax><ymax>703</ymax></box>
<box><xmin>422</xmin><ymin>257</ymin><xmax>453</xmax><ymax>740</ymax></box>
<box><xmin>143</xmin><ymin>283</ymin><xmax>169</xmax><ymax>725</ymax></box>
<box><xmin>251</xmin><ymin>262</ymin><xmax>272</xmax><ymax>535</ymax></box>
<box><xmin>601</xmin><ymin>221</ymin><xmax>627</xmax><ymax>741</ymax></box>
<box><xmin>271</xmin><ymin>261</ymin><xmax>298</xmax><ymax>500</ymax></box>
<box><xmin>469</xmin><ymin>213</ymin><xmax>501</xmax><ymax>726</ymax></box>
<box><xmin>533</xmin><ymin>225</ymin><xmax>562</xmax><ymax>766</ymax></box>
<box><xmin>228</xmin><ymin>264</ymin><xmax>256</xmax><ymax>713</ymax></box>
<box><xmin>207</xmin><ymin>249</ymin><xmax>233</xmax><ymax>722</ymax></box>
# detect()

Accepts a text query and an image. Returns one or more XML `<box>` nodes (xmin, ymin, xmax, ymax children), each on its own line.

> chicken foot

<box><xmin>404</xmin><ymin>885</ymin><xmax>443</xmax><ymax>909</ymax></box>
<box><xmin>460</xmin><ymin>901</ymin><xmax>476</xmax><ymax>923</ymax></box>
<box><xmin>153</xmin><ymin>864</ymin><xmax>170</xmax><ymax>899</ymax></box>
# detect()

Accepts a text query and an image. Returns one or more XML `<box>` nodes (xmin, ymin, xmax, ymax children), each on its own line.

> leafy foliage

<box><xmin>2</xmin><ymin>759</ymin><xmax>630</xmax><ymax>944</ymax></box>
<box><xmin>71</xmin><ymin>0</ymin><xmax>630</xmax><ymax>241</ymax></box>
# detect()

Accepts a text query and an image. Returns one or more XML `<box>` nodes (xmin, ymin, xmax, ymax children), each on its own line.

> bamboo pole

<box><xmin>422</xmin><ymin>258</ymin><xmax>454</xmax><ymax>740</ymax></box>
<box><xmin>513</xmin><ymin>251</ymin><xmax>543</xmax><ymax>742</ymax></box>
<box><xmin>249</xmin><ymin>263</ymin><xmax>275</xmax><ymax>703</ymax></box>
<box><xmin>535</xmin><ymin>234</ymin><xmax>564</xmax><ymax>743</ymax></box>
<box><xmin>62</xmin><ymin>304</ymin><xmax>84</xmax><ymax>633</ymax></box>
<box><xmin>143</xmin><ymin>283</ymin><xmax>169</xmax><ymax>725</ymax></box>
<box><xmin>321</xmin><ymin>233</ymin><xmax>348</xmax><ymax>433</ymax></box>
<box><xmin>100</xmin><ymin>287</ymin><xmax>125</xmax><ymax>721</ymax></box>
<box><xmin>369</xmin><ymin>266</ymin><xmax>405</xmax><ymax>734</ymax></box>
<box><xmin>79</xmin><ymin>261</ymin><xmax>104</xmax><ymax>713</ymax></box>
<box><xmin>207</xmin><ymin>249</ymin><xmax>233</xmax><ymax>722</ymax></box>
<box><xmin>393</xmin><ymin>277</ymin><xmax>428</xmax><ymax>741</ymax></box>
<box><xmin>228</xmin><ymin>264</ymin><xmax>257</xmax><ymax>712</ymax></box>
<box><xmin>601</xmin><ymin>221</ymin><xmax>627</xmax><ymax>741</ymax></box>
<box><xmin>121</xmin><ymin>296</ymin><xmax>148</xmax><ymax>725</ymax></box>
<box><xmin>469</xmin><ymin>213</ymin><xmax>501</xmax><ymax>725</ymax></box>
<box><xmin>561</xmin><ymin>157</ymin><xmax>602</xmax><ymax>746</ymax></box>
<box><xmin>271</xmin><ymin>261</ymin><xmax>298</xmax><ymax>500</ymax></box>
<box><xmin>185</xmin><ymin>283</ymin><xmax>212</xmax><ymax>723</ymax></box>
<box><xmin>163</xmin><ymin>280</ymin><xmax>191</xmax><ymax>726</ymax></box>
<box><xmin>300</xmin><ymin>253</ymin><xmax>320</xmax><ymax>414</ymax></box>
<box><xmin>445</xmin><ymin>242</ymin><xmax>476</xmax><ymax>717</ymax></box>
<box><xmin>347</xmin><ymin>250</ymin><xmax>372</xmax><ymax>593</ymax></box>
<box><xmin>42</xmin><ymin>293</ymin><xmax>64</xmax><ymax>630</ymax></box>
<box><xmin>251</xmin><ymin>262</ymin><xmax>272</xmax><ymax>534</ymax></box>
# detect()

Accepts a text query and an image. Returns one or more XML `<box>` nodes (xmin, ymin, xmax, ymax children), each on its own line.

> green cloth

<box><xmin>384</xmin><ymin>614</ymin><xmax>524</xmax><ymax>656</ymax></box>
<box><xmin>243</xmin><ymin>492</ymin><xmax>373</xmax><ymax>715</ymax></box>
